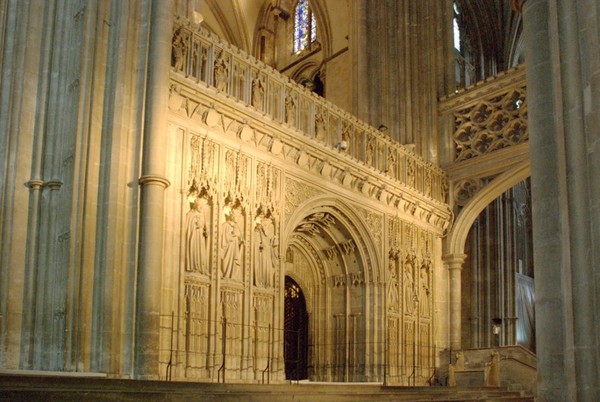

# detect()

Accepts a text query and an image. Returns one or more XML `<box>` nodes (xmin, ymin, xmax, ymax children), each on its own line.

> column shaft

<box><xmin>135</xmin><ymin>0</ymin><xmax>173</xmax><ymax>379</ymax></box>
<box><xmin>444</xmin><ymin>254</ymin><xmax>466</xmax><ymax>350</ymax></box>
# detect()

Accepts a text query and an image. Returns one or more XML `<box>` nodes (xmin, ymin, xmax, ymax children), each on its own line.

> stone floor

<box><xmin>0</xmin><ymin>374</ymin><xmax>535</xmax><ymax>402</ymax></box>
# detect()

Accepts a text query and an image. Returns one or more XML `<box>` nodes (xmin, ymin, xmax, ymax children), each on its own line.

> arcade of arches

<box><xmin>2</xmin><ymin>1</ymin><xmax>600</xmax><ymax>401</ymax></box>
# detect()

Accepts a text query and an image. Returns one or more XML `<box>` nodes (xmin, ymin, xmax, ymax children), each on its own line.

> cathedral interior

<box><xmin>1</xmin><ymin>0</ymin><xmax>599</xmax><ymax>401</ymax></box>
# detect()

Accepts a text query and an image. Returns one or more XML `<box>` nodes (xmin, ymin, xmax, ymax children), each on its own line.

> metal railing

<box><xmin>158</xmin><ymin>313</ymin><xmax>438</xmax><ymax>386</ymax></box>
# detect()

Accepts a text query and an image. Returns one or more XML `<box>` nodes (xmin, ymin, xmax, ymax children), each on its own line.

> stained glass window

<box><xmin>453</xmin><ymin>2</ymin><xmax>461</xmax><ymax>52</ymax></box>
<box><xmin>293</xmin><ymin>0</ymin><xmax>317</xmax><ymax>54</ymax></box>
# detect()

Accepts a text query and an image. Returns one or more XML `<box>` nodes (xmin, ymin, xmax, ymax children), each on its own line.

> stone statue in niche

<box><xmin>214</xmin><ymin>52</ymin><xmax>229</xmax><ymax>92</ymax></box>
<box><xmin>285</xmin><ymin>93</ymin><xmax>296</xmax><ymax>125</ymax></box>
<box><xmin>387</xmin><ymin>150</ymin><xmax>397</xmax><ymax>177</ymax></box>
<box><xmin>388</xmin><ymin>278</ymin><xmax>399</xmax><ymax>312</ymax></box>
<box><xmin>404</xmin><ymin>269</ymin><xmax>418</xmax><ymax>315</ymax></box>
<box><xmin>251</xmin><ymin>77</ymin><xmax>265</xmax><ymax>110</ymax></box>
<box><xmin>365</xmin><ymin>136</ymin><xmax>374</xmax><ymax>166</ymax></box>
<box><xmin>185</xmin><ymin>194</ymin><xmax>211</xmax><ymax>275</ymax></box>
<box><xmin>172</xmin><ymin>28</ymin><xmax>188</xmax><ymax>71</ymax></box>
<box><xmin>315</xmin><ymin>111</ymin><xmax>326</xmax><ymax>141</ymax></box>
<box><xmin>253</xmin><ymin>216</ymin><xmax>278</xmax><ymax>288</ymax></box>
<box><xmin>221</xmin><ymin>206</ymin><xmax>244</xmax><ymax>279</ymax></box>
<box><xmin>419</xmin><ymin>266</ymin><xmax>431</xmax><ymax>316</ymax></box>
<box><xmin>341</xmin><ymin>123</ymin><xmax>351</xmax><ymax>152</ymax></box>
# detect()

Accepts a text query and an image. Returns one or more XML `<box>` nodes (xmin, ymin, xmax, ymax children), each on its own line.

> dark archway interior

<box><xmin>284</xmin><ymin>276</ymin><xmax>308</xmax><ymax>380</ymax></box>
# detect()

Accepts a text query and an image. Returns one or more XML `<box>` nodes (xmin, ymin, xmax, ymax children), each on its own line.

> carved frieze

<box><xmin>170</xmin><ymin>21</ymin><xmax>450</xmax><ymax>219</ymax></box>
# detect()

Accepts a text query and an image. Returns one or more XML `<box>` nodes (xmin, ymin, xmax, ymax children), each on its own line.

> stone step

<box><xmin>0</xmin><ymin>374</ymin><xmax>534</xmax><ymax>402</ymax></box>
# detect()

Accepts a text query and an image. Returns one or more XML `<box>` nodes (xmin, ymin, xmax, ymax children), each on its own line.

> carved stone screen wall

<box><xmin>157</xmin><ymin>22</ymin><xmax>452</xmax><ymax>385</ymax></box>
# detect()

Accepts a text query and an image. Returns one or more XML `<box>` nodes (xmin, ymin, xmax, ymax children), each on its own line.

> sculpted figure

<box><xmin>251</xmin><ymin>77</ymin><xmax>265</xmax><ymax>110</ymax></box>
<box><xmin>214</xmin><ymin>54</ymin><xmax>229</xmax><ymax>92</ymax></box>
<box><xmin>387</xmin><ymin>151</ymin><xmax>397</xmax><ymax>177</ymax></box>
<box><xmin>448</xmin><ymin>351</ymin><xmax>465</xmax><ymax>386</ymax></box>
<box><xmin>172</xmin><ymin>28</ymin><xmax>187</xmax><ymax>71</ymax></box>
<box><xmin>365</xmin><ymin>136</ymin><xmax>374</xmax><ymax>166</ymax></box>
<box><xmin>315</xmin><ymin>111</ymin><xmax>327</xmax><ymax>141</ymax></box>
<box><xmin>285</xmin><ymin>94</ymin><xmax>296</xmax><ymax>125</ymax></box>
<box><xmin>185</xmin><ymin>197</ymin><xmax>210</xmax><ymax>274</ymax></box>
<box><xmin>221</xmin><ymin>208</ymin><xmax>244</xmax><ymax>279</ymax></box>
<box><xmin>254</xmin><ymin>217</ymin><xmax>278</xmax><ymax>287</ymax></box>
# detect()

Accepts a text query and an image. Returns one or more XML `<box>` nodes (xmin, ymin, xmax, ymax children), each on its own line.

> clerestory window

<box><xmin>453</xmin><ymin>2</ymin><xmax>462</xmax><ymax>52</ymax></box>
<box><xmin>293</xmin><ymin>0</ymin><xmax>317</xmax><ymax>54</ymax></box>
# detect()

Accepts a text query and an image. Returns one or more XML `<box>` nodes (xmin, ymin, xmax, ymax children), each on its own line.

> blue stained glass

<box><xmin>294</xmin><ymin>0</ymin><xmax>316</xmax><ymax>54</ymax></box>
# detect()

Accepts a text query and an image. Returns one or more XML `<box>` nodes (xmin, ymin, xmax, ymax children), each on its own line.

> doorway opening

<box><xmin>284</xmin><ymin>276</ymin><xmax>308</xmax><ymax>380</ymax></box>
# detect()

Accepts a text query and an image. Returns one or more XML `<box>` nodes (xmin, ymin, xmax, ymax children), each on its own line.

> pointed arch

<box><xmin>282</xmin><ymin>195</ymin><xmax>383</xmax><ymax>284</ymax></box>
<box><xmin>446</xmin><ymin>160</ymin><xmax>531</xmax><ymax>256</ymax></box>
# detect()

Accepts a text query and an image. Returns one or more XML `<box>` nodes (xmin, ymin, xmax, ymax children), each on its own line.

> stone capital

<box><xmin>443</xmin><ymin>253</ymin><xmax>467</xmax><ymax>270</ymax></box>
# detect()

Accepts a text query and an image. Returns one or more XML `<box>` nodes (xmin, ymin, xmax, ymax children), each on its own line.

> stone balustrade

<box><xmin>171</xmin><ymin>19</ymin><xmax>447</xmax><ymax>205</ymax></box>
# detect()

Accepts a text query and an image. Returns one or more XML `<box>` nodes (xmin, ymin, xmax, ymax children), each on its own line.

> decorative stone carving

<box><xmin>285</xmin><ymin>91</ymin><xmax>297</xmax><ymax>126</ymax></box>
<box><xmin>365</xmin><ymin>136</ymin><xmax>374</xmax><ymax>167</ymax></box>
<box><xmin>254</xmin><ymin>216</ymin><xmax>278</xmax><ymax>288</ymax></box>
<box><xmin>237</xmin><ymin>124</ymin><xmax>254</xmax><ymax>142</ymax></box>
<box><xmin>387</xmin><ymin>149</ymin><xmax>397</xmax><ymax>178</ymax></box>
<box><xmin>221</xmin><ymin>206</ymin><xmax>244</xmax><ymax>280</ymax></box>
<box><xmin>214</xmin><ymin>50</ymin><xmax>229</xmax><ymax>92</ymax></box>
<box><xmin>356</xmin><ymin>205</ymin><xmax>383</xmax><ymax>247</ymax></box>
<box><xmin>331</xmin><ymin>272</ymin><xmax>364</xmax><ymax>287</ymax></box>
<box><xmin>184</xmin><ymin>194</ymin><xmax>210</xmax><ymax>275</ymax></box>
<box><xmin>184</xmin><ymin>281</ymin><xmax>210</xmax><ymax>377</ymax></box>
<box><xmin>315</xmin><ymin>109</ymin><xmax>327</xmax><ymax>141</ymax></box>
<box><xmin>341</xmin><ymin>122</ymin><xmax>351</xmax><ymax>153</ymax></box>
<box><xmin>284</xmin><ymin>177</ymin><xmax>323</xmax><ymax>218</ymax></box>
<box><xmin>163</xmin><ymin>22</ymin><xmax>454</xmax><ymax>385</ymax></box>
<box><xmin>454</xmin><ymin>178</ymin><xmax>483</xmax><ymax>206</ymax></box>
<box><xmin>251</xmin><ymin>76</ymin><xmax>265</xmax><ymax>110</ymax></box>
<box><xmin>171</xmin><ymin>22</ymin><xmax>450</xmax><ymax>210</ymax></box>
<box><xmin>388</xmin><ymin>278</ymin><xmax>400</xmax><ymax>313</ymax></box>
<box><xmin>404</xmin><ymin>261</ymin><xmax>418</xmax><ymax>315</ymax></box>
<box><xmin>453</xmin><ymin>88</ymin><xmax>527</xmax><ymax>162</ymax></box>
<box><xmin>172</xmin><ymin>27</ymin><xmax>189</xmax><ymax>72</ymax></box>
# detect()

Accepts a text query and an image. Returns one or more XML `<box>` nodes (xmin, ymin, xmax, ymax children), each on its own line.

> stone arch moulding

<box><xmin>252</xmin><ymin>0</ymin><xmax>333</xmax><ymax>61</ymax></box>
<box><xmin>446</xmin><ymin>160</ymin><xmax>531</xmax><ymax>256</ymax></box>
<box><xmin>290</xmin><ymin>60</ymin><xmax>321</xmax><ymax>85</ymax></box>
<box><xmin>285</xmin><ymin>236</ymin><xmax>324</xmax><ymax>315</ymax></box>
<box><xmin>282</xmin><ymin>194</ymin><xmax>383</xmax><ymax>284</ymax></box>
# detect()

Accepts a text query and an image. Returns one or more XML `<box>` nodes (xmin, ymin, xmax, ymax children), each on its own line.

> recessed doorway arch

<box><xmin>284</xmin><ymin>276</ymin><xmax>309</xmax><ymax>380</ymax></box>
<box><xmin>281</xmin><ymin>195</ymin><xmax>384</xmax><ymax>382</ymax></box>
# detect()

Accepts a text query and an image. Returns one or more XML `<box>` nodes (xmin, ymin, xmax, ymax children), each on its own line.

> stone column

<box><xmin>443</xmin><ymin>254</ymin><xmax>466</xmax><ymax>350</ymax></box>
<box><xmin>522</xmin><ymin>0</ymin><xmax>599</xmax><ymax>400</ymax></box>
<box><xmin>134</xmin><ymin>0</ymin><xmax>173</xmax><ymax>379</ymax></box>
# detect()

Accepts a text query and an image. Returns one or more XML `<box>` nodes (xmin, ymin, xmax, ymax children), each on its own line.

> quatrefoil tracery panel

<box><xmin>453</xmin><ymin>88</ymin><xmax>527</xmax><ymax>162</ymax></box>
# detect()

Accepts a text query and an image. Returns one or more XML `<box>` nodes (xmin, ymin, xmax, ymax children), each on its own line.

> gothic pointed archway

<box><xmin>281</xmin><ymin>196</ymin><xmax>384</xmax><ymax>382</ymax></box>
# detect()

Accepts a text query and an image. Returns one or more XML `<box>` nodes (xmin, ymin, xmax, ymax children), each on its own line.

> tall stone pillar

<box><xmin>135</xmin><ymin>0</ymin><xmax>173</xmax><ymax>379</ymax></box>
<box><xmin>443</xmin><ymin>254</ymin><xmax>466</xmax><ymax>350</ymax></box>
<box><xmin>522</xmin><ymin>0</ymin><xmax>600</xmax><ymax>400</ymax></box>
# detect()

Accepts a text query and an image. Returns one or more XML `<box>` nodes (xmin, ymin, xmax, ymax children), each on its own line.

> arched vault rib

<box><xmin>446</xmin><ymin>160</ymin><xmax>530</xmax><ymax>256</ymax></box>
<box><xmin>282</xmin><ymin>195</ymin><xmax>382</xmax><ymax>285</ymax></box>
<box><xmin>286</xmin><ymin>234</ymin><xmax>324</xmax><ymax>314</ymax></box>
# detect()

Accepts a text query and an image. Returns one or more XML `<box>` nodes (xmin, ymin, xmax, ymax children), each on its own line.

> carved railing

<box><xmin>439</xmin><ymin>65</ymin><xmax>528</xmax><ymax>163</ymax></box>
<box><xmin>171</xmin><ymin>20</ymin><xmax>447</xmax><ymax>204</ymax></box>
